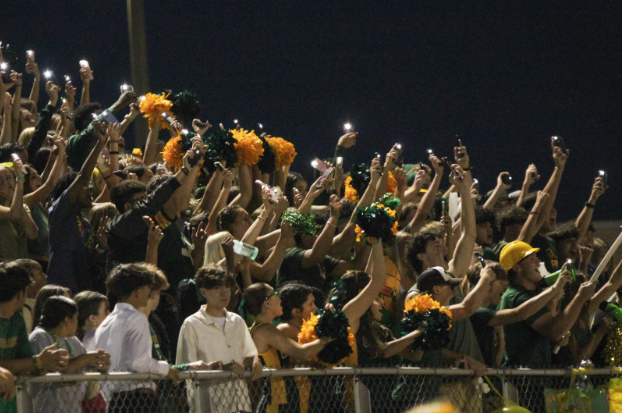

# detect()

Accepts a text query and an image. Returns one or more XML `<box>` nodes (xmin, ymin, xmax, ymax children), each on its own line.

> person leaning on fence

<box><xmin>0</xmin><ymin>261</ymin><xmax>69</xmax><ymax>413</ymax></box>
<box><xmin>244</xmin><ymin>282</ymin><xmax>332</xmax><ymax>413</ymax></box>
<box><xmin>94</xmin><ymin>263</ymin><xmax>180</xmax><ymax>413</ymax></box>
<box><xmin>176</xmin><ymin>264</ymin><xmax>261</xmax><ymax>413</ymax></box>
<box><xmin>73</xmin><ymin>290</ymin><xmax>110</xmax><ymax>351</ymax></box>
<box><xmin>29</xmin><ymin>295</ymin><xmax>110</xmax><ymax>413</ymax></box>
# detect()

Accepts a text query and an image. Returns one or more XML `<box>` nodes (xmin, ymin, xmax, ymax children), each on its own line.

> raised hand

<box><xmin>96</xmin><ymin>216</ymin><xmax>111</xmax><ymax>249</ymax></box>
<box><xmin>589</xmin><ymin>177</ymin><xmax>606</xmax><ymax>202</ymax></box>
<box><xmin>429</xmin><ymin>154</ymin><xmax>444</xmax><ymax>176</ymax></box>
<box><xmin>551</xmin><ymin>138</ymin><xmax>569</xmax><ymax>169</ymax></box>
<box><xmin>454</xmin><ymin>138</ymin><xmax>470</xmax><ymax>170</ymax></box>
<box><xmin>524</xmin><ymin>164</ymin><xmax>539</xmax><ymax>185</ymax></box>
<box><xmin>337</xmin><ymin>132</ymin><xmax>357</xmax><ymax>148</ymax></box>
<box><xmin>64</xmin><ymin>81</ymin><xmax>76</xmax><ymax>107</ymax></box>
<box><xmin>192</xmin><ymin>119</ymin><xmax>211</xmax><ymax>136</ymax></box>
<box><xmin>79</xmin><ymin>67</ymin><xmax>93</xmax><ymax>85</ymax></box>
<box><xmin>45</xmin><ymin>81</ymin><xmax>60</xmax><ymax>106</ymax></box>
<box><xmin>191</xmin><ymin>221</ymin><xmax>208</xmax><ymax>248</ymax></box>
<box><xmin>329</xmin><ymin>194</ymin><xmax>342</xmax><ymax>218</ymax></box>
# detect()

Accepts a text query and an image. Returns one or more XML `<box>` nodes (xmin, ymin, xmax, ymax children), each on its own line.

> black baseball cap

<box><xmin>416</xmin><ymin>266</ymin><xmax>462</xmax><ymax>294</ymax></box>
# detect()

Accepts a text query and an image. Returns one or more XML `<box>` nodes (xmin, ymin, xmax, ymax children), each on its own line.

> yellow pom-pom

<box><xmin>139</xmin><ymin>92</ymin><xmax>174</xmax><ymax>129</ymax></box>
<box><xmin>132</xmin><ymin>148</ymin><xmax>143</xmax><ymax>157</ymax></box>
<box><xmin>298</xmin><ymin>313</ymin><xmax>319</xmax><ymax>346</ymax></box>
<box><xmin>231</xmin><ymin>129</ymin><xmax>264</xmax><ymax>165</ymax></box>
<box><xmin>344</xmin><ymin>176</ymin><xmax>359</xmax><ymax>202</ymax></box>
<box><xmin>355</xmin><ymin>225</ymin><xmax>364</xmax><ymax>242</ymax></box>
<box><xmin>439</xmin><ymin>308</ymin><xmax>453</xmax><ymax>329</ymax></box>
<box><xmin>266</xmin><ymin>137</ymin><xmax>297</xmax><ymax>169</ymax></box>
<box><xmin>162</xmin><ymin>135</ymin><xmax>184</xmax><ymax>172</ymax></box>
<box><xmin>404</xmin><ymin>294</ymin><xmax>441</xmax><ymax>313</ymax></box>
<box><xmin>386</xmin><ymin>171</ymin><xmax>397</xmax><ymax>194</ymax></box>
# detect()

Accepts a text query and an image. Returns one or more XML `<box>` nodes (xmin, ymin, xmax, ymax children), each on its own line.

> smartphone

<box><xmin>26</xmin><ymin>50</ymin><xmax>35</xmax><ymax>64</ymax></box>
<box><xmin>473</xmin><ymin>178</ymin><xmax>480</xmax><ymax>191</ymax></box>
<box><xmin>79</xmin><ymin>60</ymin><xmax>94</xmax><ymax>80</ymax></box>
<box><xmin>98</xmin><ymin>110</ymin><xmax>119</xmax><ymax>125</ymax></box>
<box><xmin>454</xmin><ymin>136</ymin><xmax>464</xmax><ymax>159</ymax></box>
<box><xmin>161</xmin><ymin>112</ymin><xmax>176</xmax><ymax>125</ymax></box>
<box><xmin>10</xmin><ymin>153</ymin><xmax>19</xmax><ymax>162</ymax></box>
<box><xmin>441</xmin><ymin>198</ymin><xmax>449</xmax><ymax>216</ymax></box>
<box><xmin>120</xmin><ymin>84</ymin><xmax>134</xmax><ymax>94</ymax></box>
<box><xmin>551</xmin><ymin>136</ymin><xmax>567</xmax><ymax>153</ymax></box>
<box><xmin>188</xmin><ymin>149</ymin><xmax>202</xmax><ymax>168</ymax></box>
<box><xmin>311</xmin><ymin>157</ymin><xmax>328</xmax><ymax>173</ymax></box>
<box><xmin>501</xmin><ymin>173</ymin><xmax>512</xmax><ymax>186</ymax></box>
<box><xmin>394</xmin><ymin>143</ymin><xmax>404</xmax><ymax>166</ymax></box>
<box><xmin>335</xmin><ymin>156</ymin><xmax>344</xmax><ymax>170</ymax></box>
<box><xmin>598</xmin><ymin>170</ymin><xmax>608</xmax><ymax>187</ymax></box>
<box><xmin>478</xmin><ymin>255</ymin><xmax>486</xmax><ymax>269</ymax></box>
<box><xmin>214</xmin><ymin>162</ymin><xmax>225</xmax><ymax>172</ymax></box>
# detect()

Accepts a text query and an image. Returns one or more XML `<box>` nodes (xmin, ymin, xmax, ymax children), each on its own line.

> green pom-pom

<box><xmin>377</xmin><ymin>193</ymin><xmax>400</xmax><ymax>210</ymax></box>
<box><xmin>203</xmin><ymin>127</ymin><xmax>239</xmax><ymax>173</ymax></box>
<box><xmin>257</xmin><ymin>135</ymin><xmax>276</xmax><ymax>174</ymax></box>
<box><xmin>401</xmin><ymin>308</ymin><xmax>452</xmax><ymax>351</ymax></box>
<box><xmin>167</xmin><ymin>90</ymin><xmax>201</xmax><ymax>126</ymax></box>
<box><xmin>315</xmin><ymin>310</ymin><xmax>353</xmax><ymax>365</ymax></box>
<box><xmin>281</xmin><ymin>210</ymin><xmax>320</xmax><ymax>236</ymax></box>
<box><xmin>354</xmin><ymin>196</ymin><xmax>399</xmax><ymax>246</ymax></box>
<box><xmin>349</xmin><ymin>163</ymin><xmax>371</xmax><ymax>195</ymax></box>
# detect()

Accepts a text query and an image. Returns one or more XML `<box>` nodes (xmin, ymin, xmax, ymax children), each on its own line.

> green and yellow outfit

<box><xmin>0</xmin><ymin>312</ymin><xmax>33</xmax><ymax>413</ymax></box>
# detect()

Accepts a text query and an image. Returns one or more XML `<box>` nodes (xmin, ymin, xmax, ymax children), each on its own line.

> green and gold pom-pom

<box><xmin>281</xmin><ymin>210</ymin><xmax>320</xmax><ymax>236</ymax></box>
<box><xmin>167</xmin><ymin>90</ymin><xmax>201</xmax><ymax>126</ymax></box>
<box><xmin>203</xmin><ymin>127</ymin><xmax>239</xmax><ymax>173</ymax></box>
<box><xmin>298</xmin><ymin>310</ymin><xmax>355</xmax><ymax>366</ymax></box>
<box><xmin>604</xmin><ymin>323</ymin><xmax>622</xmax><ymax>367</ymax></box>
<box><xmin>354</xmin><ymin>194</ymin><xmax>400</xmax><ymax>246</ymax></box>
<box><xmin>257</xmin><ymin>135</ymin><xmax>276</xmax><ymax>174</ymax></box>
<box><xmin>401</xmin><ymin>295</ymin><xmax>453</xmax><ymax>351</ymax></box>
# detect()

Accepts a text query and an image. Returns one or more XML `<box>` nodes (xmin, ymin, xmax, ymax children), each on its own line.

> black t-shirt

<box><xmin>470</xmin><ymin>306</ymin><xmax>497</xmax><ymax>366</ymax></box>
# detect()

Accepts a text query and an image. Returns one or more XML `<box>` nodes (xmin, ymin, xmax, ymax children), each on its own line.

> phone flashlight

<box><xmin>182</xmin><ymin>129</ymin><xmax>189</xmax><ymax>135</ymax></box>
<box><xmin>44</xmin><ymin>70</ymin><xmax>53</xmax><ymax>79</ymax></box>
<box><xmin>344</xmin><ymin>123</ymin><xmax>352</xmax><ymax>131</ymax></box>
<box><xmin>258</xmin><ymin>123</ymin><xmax>263</xmax><ymax>129</ymax></box>
<box><xmin>311</xmin><ymin>160</ymin><xmax>319</xmax><ymax>169</ymax></box>
<box><xmin>64</xmin><ymin>75</ymin><xmax>70</xmax><ymax>82</ymax></box>
<box><xmin>427</xmin><ymin>149</ymin><xmax>433</xmax><ymax>155</ymax></box>
<box><xmin>233</xmin><ymin>119</ymin><xmax>239</xmax><ymax>124</ymax></box>
<box><xmin>0</xmin><ymin>62</ymin><xmax>7</xmax><ymax>71</ymax></box>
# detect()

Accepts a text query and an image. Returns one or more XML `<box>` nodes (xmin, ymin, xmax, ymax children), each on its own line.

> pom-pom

<box><xmin>354</xmin><ymin>195</ymin><xmax>400</xmax><ymax>245</ymax></box>
<box><xmin>256</xmin><ymin>135</ymin><xmax>276</xmax><ymax>174</ymax></box>
<box><xmin>345</xmin><ymin>163</ymin><xmax>396</xmax><ymax>201</ymax></box>
<box><xmin>281</xmin><ymin>210</ymin><xmax>320</xmax><ymax>236</ymax></box>
<box><xmin>603</xmin><ymin>323</ymin><xmax>622</xmax><ymax>367</ymax></box>
<box><xmin>131</xmin><ymin>148</ymin><xmax>143</xmax><ymax>157</ymax></box>
<box><xmin>203</xmin><ymin>127</ymin><xmax>239</xmax><ymax>174</ymax></box>
<box><xmin>168</xmin><ymin>90</ymin><xmax>201</xmax><ymax>126</ymax></box>
<box><xmin>231</xmin><ymin>129</ymin><xmax>264</xmax><ymax>165</ymax></box>
<box><xmin>401</xmin><ymin>294</ymin><xmax>453</xmax><ymax>351</ymax></box>
<box><xmin>386</xmin><ymin>171</ymin><xmax>397</xmax><ymax>195</ymax></box>
<box><xmin>266</xmin><ymin>137</ymin><xmax>297</xmax><ymax>168</ymax></box>
<box><xmin>139</xmin><ymin>92</ymin><xmax>174</xmax><ymax>129</ymax></box>
<box><xmin>298</xmin><ymin>310</ymin><xmax>355</xmax><ymax>366</ymax></box>
<box><xmin>162</xmin><ymin>135</ymin><xmax>184</xmax><ymax>172</ymax></box>
<box><xmin>344</xmin><ymin>176</ymin><xmax>359</xmax><ymax>202</ymax></box>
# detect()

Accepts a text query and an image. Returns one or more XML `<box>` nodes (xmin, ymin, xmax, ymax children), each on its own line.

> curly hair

<box><xmin>217</xmin><ymin>205</ymin><xmax>244</xmax><ymax>233</ymax></box>
<box><xmin>279</xmin><ymin>283</ymin><xmax>313</xmax><ymax>322</ymax></box>
<box><xmin>406</xmin><ymin>231</ymin><xmax>440</xmax><ymax>274</ymax></box>
<box><xmin>110</xmin><ymin>180</ymin><xmax>147</xmax><ymax>213</ymax></box>
<box><xmin>499</xmin><ymin>206</ymin><xmax>529</xmax><ymax>236</ymax></box>
<box><xmin>106</xmin><ymin>263</ymin><xmax>160</xmax><ymax>300</ymax></box>
<box><xmin>548</xmin><ymin>221</ymin><xmax>580</xmax><ymax>244</ymax></box>
<box><xmin>194</xmin><ymin>264</ymin><xmax>234</xmax><ymax>291</ymax></box>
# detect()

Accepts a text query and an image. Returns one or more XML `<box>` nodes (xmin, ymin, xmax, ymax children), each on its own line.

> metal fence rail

<box><xmin>16</xmin><ymin>367</ymin><xmax>620</xmax><ymax>413</ymax></box>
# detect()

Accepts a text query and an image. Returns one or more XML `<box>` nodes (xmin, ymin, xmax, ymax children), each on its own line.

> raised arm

<box><xmin>518</xmin><ymin>191</ymin><xmax>550</xmax><ymax>243</ymax></box>
<box><xmin>230</xmin><ymin>164</ymin><xmax>252</xmax><ymax>209</ymax></box>
<box><xmin>27</xmin><ymin>82</ymin><xmax>59</xmax><ymax>160</ymax></box>
<box><xmin>79</xmin><ymin>67</ymin><xmax>91</xmax><ymax>106</ymax></box>
<box><xmin>24</xmin><ymin>137</ymin><xmax>66</xmax><ymax>209</ymax></box>
<box><xmin>449</xmin><ymin>265</ymin><xmax>495</xmax><ymax>321</ymax></box>
<box><xmin>206</xmin><ymin>169</ymin><xmax>234</xmax><ymax>236</ymax></box>
<box><xmin>249</xmin><ymin>222</ymin><xmax>294</xmax><ymax>283</ymax></box>
<box><xmin>408</xmin><ymin>155</ymin><xmax>444</xmax><ymax>235</ymax></box>
<box><xmin>119</xmin><ymin>102</ymin><xmax>140</xmax><ymax>136</ymax></box>
<box><xmin>240</xmin><ymin>192</ymin><xmax>274</xmax><ymax>246</ymax></box>
<box><xmin>575</xmin><ymin>177</ymin><xmax>605</xmax><ymax>243</ymax></box>
<box><xmin>516</xmin><ymin>164</ymin><xmax>539</xmax><ymax>207</ymax></box>
<box><xmin>0</xmin><ymin>93</ymin><xmax>11</xmax><ymax>144</ymax></box>
<box><xmin>447</xmin><ymin>165</ymin><xmax>477</xmax><ymax>278</ymax></box>
<box><xmin>67</xmin><ymin>121</ymin><xmax>108</xmax><ymax>202</ymax></box>
<box><xmin>483</xmin><ymin>172</ymin><xmax>513</xmax><ymax>211</ymax></box>
<box><xmin>142</xmin><ymin>119</ymin><xmax>161</xmax><ymax>166</ymax></box>
<box><xmin>10</xmin><ymin>72</ymin><xmax>22</xmax><ymax>140</ymax></box>
<box><xmin>300</xmin><ymin>195</ymin><xmax>341</xmax><ymax>268</ymax></box>
<box><xmin>587</xmin><ymin>260</ymin><xmax>622</xmax><ymax>315</ymax></box>
<box><xmin>26</xmin><ymin>61</ymin><xmax>41</xmax><ymax>105</ymax></box>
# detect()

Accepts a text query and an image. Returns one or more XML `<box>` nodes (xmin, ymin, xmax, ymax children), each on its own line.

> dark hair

<box><xmin>106</xmin><ymin>263</ymin><xmax>157</xmax><ymax>300</ymax></box>
<box><xmin>0</xmin><ymin>142</ymin><xmax>25</xmax><ymax>163</ymax></box>
<box><xmin>279</xmin><ymin>283</ymin><xmax>313</xmax><ymax>322</ymax></box>
<box><xmin>406</xmin><ymin>231</ymin><xmax>440</xmax><ymax>274</ymax></box>
<box><xmin>548</xmin><ymin>222</ymin><xmax>580</xmax><ymax>244</ymax></box>
<box><xmin>15</xmin><ymin>258</ymin><xmax>41</xmax><ymax>276</ymax></box>
<box><xmin>146</xmin><ymin>175</ymin><xmax>169</xmax><ymax>194</ymax></box>
<box><xmin>74</xmin><ymin>102</ymin><xmax>102</xmax><ymax>132</ymax></box>
<box><xmin>499</xmin><ymin>206</ymin><xmax>529</xmax><ymax>236</ymax></box>
<box><xmin>466</xmin><ymin>262</ymin><xmax>507</xmax><ymax>288</ymax></box>
<box><xmin>285</xmin><ymin>172</ymin><xmax>305</xmax><ymax>206</ymax></box>
<box><xmin>194</xmin><ymin>265</ymin><xmax>233</xmax><ymax>291</ymax></box>
<box><xmin>0</xmin><ymin>262</ymin><xmax>32</xmax><ymax>303</ymax></box>
<box><xmin>110</xmin><ymin>180</ymin><xmax>147</xmax><ymax>213</ymax></box>
<box><xmin>193</xmin><ymin>186</ymin><xmax>207</xmax><ymax>200</ymax></box>
<box><xmin>32</xmin><ymin>285</ymin><xmax>71</xmax><ymax>327</ymax></box>
<box><xmin>124</xmin><ymin>164</ymin><xmax>148</xmax><ymax>180</ymax></box>
<box><xmin>185</xmin><ymin>212</ymin><xmax>209</xmax><ymax>240</ymax></box>
<box><xmin>74</xmin><ymin>291</ymin><xmax>108</xmax><ymax>339</ymax></box>
<box><xmin>519</xmin><ymin>192</ymin><xmax>538</xmax><ymax>213</ymax></box>
<box><xmin>20</xmin><ymin>99</ymin><xmax>37</xmax><ymax>114</ymax></box>
<box><xmin>39</xmin><ymin>296</ymin><xmax>78</xmax><ymax>329</ymax></box>
<box><xmin>338</xmin><ymin>199</ymin><xmax>356</xmax><ymax>222</ymax></box>
<box><xmin>227</xmin><ymin>186</ymin><xmax>240</xmax><ymax>204</ymax></box>
<box><xmin>217</xmin><ymin>205</ymin><xmax>244</xmax><ymax>232</ymax></box>
<box><xmin>45</xmin><ymin>172</ymin><xmax>78</xmax><ymax>207</ymax></box>
<box><xmin>475</xmin><ymin>206</ymin><xmax>496</xmax><ymax>226</ymax></box>
<box><xmin>242</xmin><ymin>283</ymin><xmax>272</xmax><ymax>316</ymax></box>
<box><xmin>31</xmin><ymin>147</ymin><xmax>51</xmax><ymax>176</ymax></box>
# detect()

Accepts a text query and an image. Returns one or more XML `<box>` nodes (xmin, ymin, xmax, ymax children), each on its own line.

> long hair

<box><xmin>73</xmin><ymin>291</ymin><xmax>108</xmax><ymax>340</ymax></box>
<box><xmin>33</xmin><ymin>285</ymin><xmax>71</xmax><ymax>328</ymax></box>
<box><xmin>204</xmin><ymin>231</ymin><xmax>230</xmax><ymax>267</ymax></box>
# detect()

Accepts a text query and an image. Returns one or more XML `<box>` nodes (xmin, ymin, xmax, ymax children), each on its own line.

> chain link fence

<box><xmin>15</xmin><ymin>367</ymin><xmax>620</xmax><ymax>413</ymax></box>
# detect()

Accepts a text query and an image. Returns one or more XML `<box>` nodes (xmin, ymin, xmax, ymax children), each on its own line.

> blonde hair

<box><xmin>87</xmin><ymin>203</ymin><xmax>119</xmax><ymax>233</ymax></box>
<box><xmin>18</xmin><ymin>127</ymin><xmax>35</xmax><ymax>147</ymax></box>
<box><xmin>204</xmin><ymin>231</ymin><xmax>231</xmax><ymax>267</ymax></box>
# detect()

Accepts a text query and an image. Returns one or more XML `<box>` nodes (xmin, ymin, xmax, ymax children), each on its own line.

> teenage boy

<box><xmin>94</xmin><ymin>263</ymin><xmax>179</xmax><ymax>413</ymax></box>
<box><xmin>177</xmin><ymin>265</ymin><xmax>261</xmax><ymax>413</ymax></box>
<box><xmin>0</xmin><ymin>262</ymin><xmax>68</xmax><ymax>413</ymax></box>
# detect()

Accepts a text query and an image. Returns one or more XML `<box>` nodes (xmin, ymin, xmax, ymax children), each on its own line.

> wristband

<box><xmin>181</xmin><ymin>166</ymin><xmax>190</xmax><ymax>175</ymax></box>
<box><xmin>16</xmin><ymin>176</ymin><xmax>25</xmax><ymax>182</ymax></box>
<box><xmin>103</xmin><ymin>173</ymin><xmax>112</xmax><ymax>180</ymax></box>
<box><xmin>585</xmin><ymin>202</ymin><xmax>595</xmax><ymax>209</ymax></box>
<box><xmin>109</xmin><ymin>151</ymin><xmax>119</xmax><ymax>155</ymax></box>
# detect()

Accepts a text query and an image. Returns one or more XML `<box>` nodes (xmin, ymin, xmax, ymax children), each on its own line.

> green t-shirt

<box><xmin>0</xmin><ymin>311</ymin><xmax>33</xmax><ymax>413</ymax></box>
<box><xmin>499</xmin><ymin>285</ymin><xmax>551</xmax><ymax>367</ymax></box>
<box><xmin>470</xmin><ymin>306</ymin><xmax>497</xmax><ymax>366</ymax></box>
<box><xmin>531</xmin><ymin>234</ymin><xmax>559</xmax><ymax>273</ymax></box>
<box><xmin>276</xmin><ymin>247</ymin><xmax>340</xmax><ymax>292</ymax></box>
<box><xmin>491</xmin><ymin>241</ymin><xmax>508</xmax><ymax>261</ymax></box>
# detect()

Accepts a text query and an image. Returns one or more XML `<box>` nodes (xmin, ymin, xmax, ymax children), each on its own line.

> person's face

<box><xmin>231</xmin><ymin>209</ymin><xmax>253</xmax><ymax>240</ymax></box>
<box><xmin>421</xmin><ymin>237</ymin><xmax>448</xmax><ymax>270</ymax></box>
<box><xmin>557</xmin><ymin>238</ymin><xmax>579</xmax><ymax>263</ymax></box>
<box><xmin>201</xmin><ymin>284</ymin><xmax>232</xmax><ymax>310</ymax></box>
<box><xmin>476</xmin><ymin>222</ymin><xmax>494</xmax><ymax>247</ymax></box>
<box><xmin>155</xmin><ymin>165</ymin><xmax>168</xmax><ymax>176</ymax></box>
<box><xmin>0</xmin><ymin>168</ymin><xmax>15</xmax><ymax>201</ymax></box>
<box><xmin>76</xmin><ymin>183</ymin><xmax>95</xmax><ymax>209</ymax></box>
<box><xmin>125</xmin><ymin>191</ymin><xmax>147</xmax><ymax>212</ymax></box>
<box><xmin>493</xmin><ymin>199</ymin><xmax>511</xmax><ymax>216</ymax></box>
<box><xmin>20</xmin><ymin>110</ymin><xmax>36</xmax><ymax>129</ymax></box>
<box><xmin>139</xmin><ymin>169</ymin><xmax>154</xmax><ymax>184</ymax></box>
<box><xmin>516</xmin><ymin>253</ymin><xmax>542</xmax><ymax>284</ymax></box>
<box><xmin>369</xmin><ymin>298</ymin><xmax>383</xmax><ymax>321</ymax></box>
<box><xmin>504</xmin><ymin>223</ymin><xmax>525</xmax><ymax>242</ymax></box>
<box><xmin>93</xmin><ymin>301</ymin><xmax>110</xmax><ymax>327</ymax></box>
<box><xmin>64</xmin><ymin>313</ymin><xmax>79</xmax><ymax>337</ymax></box>
<box><xmin>27</xmin><ymin>264</ymin><xmax>47</xmax><ymax>296</ymax></box>
<box><xmin>265</xmin><ymin>288</ymin><xmax>283</xmax><ymax>317</ymax></box>
<box><xmin>299</xmin><ymin>293</ymin><xmax>317</xmax><ymax>320</ymax></box>
<box><xmin>293</xmin><ymin>180</ymin><xmax>308</xmax><ymax>199</ymax></box>
<box><xmin>27</xmin><ymin>167</ymin><xmax>42</xmax><ymax>191</ymax></box>
<box><xmin>432</xmin><ymin>284</ymin><xmax>454</xmax><ymax>305</ymax></box>
<box><xmin>583</xmin><ymin>230</ymin><xmax>595</xmax><ymax>247</ymax></box>
<box><xmin>148</xmin><ymin>289</ymin><xmax>161</xmax><ymax>313</ymax></box>
<box><xmin>488</xmin><ymin>279</ymin><xmax>508</xmax><ymax>306</ymax></box>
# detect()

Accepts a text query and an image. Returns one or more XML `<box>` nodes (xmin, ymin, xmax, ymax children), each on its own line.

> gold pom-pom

<box><xmin>139</xmin><ymin>92</ymin><xmax>174</xmax><ymax>129</ymax></box>
<box><xmin>404</xmin><ymin>294</ymin><xmax>441</xmax><ymax>313</ymax></box>
<box><xmin>439</xmin><ymin>308</ymin><xmax>453</xmax><ymax>330</ymax></box>
<box><xmin>345</xmin><ymin>176</ymin><xmax>359</xmax><ymax>202</ymax></box>
<box><xmin>298</xmin><ymin>313</ymin><xmax>319</xmax><ymax>346</ymax></box>
<box><xmin>266</xmin><ymin>137</ymin><xmax>297</xmax><ymax>168</ymax></box>
<box><xmin>162</xmin><ymin>135</ymin><xmax>184</xmax><ymax>172</ymax></box>
<box><xmin>386</xmin><ymin>171</ymin><xmax>397</xmax><ymax>194</ymax></box>
<box><xmin>231</xmin><ymin>129</ymin><xmax>264</xmax><ymax>165</ymax></box>
<box><xmin>132</xmin><ymin>148</ymin><xmax>143</xmax><ymax>157</ymax></box>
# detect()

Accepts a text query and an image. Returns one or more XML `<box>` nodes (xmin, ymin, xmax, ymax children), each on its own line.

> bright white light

<box><xmin>336</xmin><ymin>157</ymin><xmax>343</xmax><ymax>165</ymax></box>
<box><xmin>62</xmin><ymin>98</ymin><xmax>67</xmax><ymax>103</ymax></box>
<box><xmin>233</xmin><ymin>119</ymin><xmax>239</xmax><ymax>124</ymax></box>
<box><xmin>139</xmin><ymin>96</ymin><xmax>146</xmax><ymax>101</ymax></box>
<box><xmin>64</xmin><ymin>75</ymin><xmax>70</xmax><ymax>81</ymax></box>
<box><xmin>396</xmin><ymin>144</ymin><xmax>402</xmax><ymax>150</ymax></box>
<box><xmin>182</xmin><ymin>129</ymin><xmax>189</xmax><ymax>135</ymax></box>
<box><xmin>599</xmin><ymin>170</ymin><xmax>605</xmax><ymax>176</ymax></box>
<box><xmin>258</xmin><ymin>123</ymin><xmax>263</xmax><ymax>129</ymax></box>
<box><xmin>473</xmin><ymin>179</ymin><xmax>479</xmax><ymax>184</ymax></box>
<box><xmin>427</xmin><ymin>149</ymin><xmax>433</xmax><ymax>154</ymax></box>
<box><xmin>44</xmin><ymin>70</ymin><xmax>53</xmax><ymax>79</ymax></box>
<box><xmin>343</xmin><ymin>123</ymin><xmax>352</xmax><ymax>131</ymax></box>
<box><xmin>311</xmin><ymin>160</ymin><xmax>319</xmax><ymax>168</ymax></box>
<box><xmin>27</xmin><ymin>50</ymin><xmax>33</xmax><ymax>57</ymax></box>
<box><xmin>0</xmin><ymin>62</ymin><xmax>7</xmax><ymax>71</ymax></box>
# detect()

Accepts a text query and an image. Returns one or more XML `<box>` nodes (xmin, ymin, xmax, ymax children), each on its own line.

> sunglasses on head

<box><xmin>265</xmin><ymin>290</ymin><xmax>281</xmax><ymax>301</ymax></box>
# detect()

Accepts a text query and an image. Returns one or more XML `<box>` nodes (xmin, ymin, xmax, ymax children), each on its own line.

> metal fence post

<box><xmin>502</xmin><ymin>378</ymin><xmax>519</xmax><ymax>404</ymax></box>
<box><xmin>16</xmin><ymin>383</ymin><xmax>32</xmax><ymax>413</ymax></box>
<box><xmin>353</xmin><ymin>375</ymin><xmax>371</xmax><ymax>413</ymax></box>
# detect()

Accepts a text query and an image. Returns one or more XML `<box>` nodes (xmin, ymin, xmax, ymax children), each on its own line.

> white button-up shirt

<box><xmin>177</xmin><ymin>307</ymin><xmax>258</xmax><ymax>413</ymax></box>
<box><xmin>94</xmin><ymin>303</ymin><xmax>169</xmax><ymax>393</ymax></box>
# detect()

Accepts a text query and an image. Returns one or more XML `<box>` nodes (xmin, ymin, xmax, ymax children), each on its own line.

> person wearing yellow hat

<box><xmin>498</xmin><ymin>240</ymin><xmax>596</xmax><ymax>368</ymax></box>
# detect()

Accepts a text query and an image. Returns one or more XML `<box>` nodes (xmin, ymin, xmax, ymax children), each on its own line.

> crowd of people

<box><xmin>0</xmin><ymin>49</ymin><xmax>620</xmax><ymax>413</ymax></box>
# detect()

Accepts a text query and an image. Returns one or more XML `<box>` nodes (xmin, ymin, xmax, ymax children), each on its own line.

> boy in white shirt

<box><xmin>177</xmin><ymin>265</ymin><xmax>261</xmax><ymax>413</ymax></box>
<box><xmin>95</xmin><ymin>263</ymin><xmax>180</xmax><ymax>413</ymax></box>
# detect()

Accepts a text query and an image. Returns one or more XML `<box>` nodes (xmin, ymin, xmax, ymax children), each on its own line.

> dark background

<box><xmin>3</xmin><ymin>1</ymin><xmax>621</xmax><ymax>221</ymax></box>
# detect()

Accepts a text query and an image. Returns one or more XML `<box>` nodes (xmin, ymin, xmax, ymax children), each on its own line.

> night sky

<box><xmin>4</xmin><ymin>1</ymin><xmax>621</xmax><ymax>221</ymax></box>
